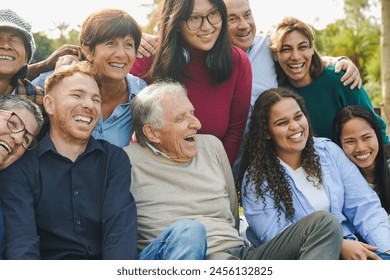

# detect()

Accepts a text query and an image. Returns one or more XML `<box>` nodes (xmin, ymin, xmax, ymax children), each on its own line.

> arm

<box><xmin>0</xmin><ymin>159</ymin><xmax>40</xmax><ymax>259</ymax></box>
<box><xmin>242</xmin><ymin>177</ymin><xmax>293</xmax><ymax>246</ymax></box>
<box><xmin>223</xmin><ymin>48</ymin><xmax>252</xmax><ymax>166</ymax></box>
<box><xmin>322</xmin><ymin>56</ymin><xmax>362</xmax><ymax>90</ymax></box>
<box><xmin>27</xmin><ymin>44</ymin><xmax>83</xmax><ymax>80</ymax></box>
<box><xmin>101</xmin><ymin>148</ymin><xmax>138</xmax><ymax>260</ymax></box>
<box><xmin>332</xmin><ymin>142</ymin><xmax>390</xmax><ymax>252</ymax></box>
<box><xmin>136</xmin><ymin>33</ymin><xmax>158</xmax><ymax>58</ymax></box>
<box><xmin>216</xmin><ymin>136</ymin><xmax>239</xmax><ymax>230</ymax></box>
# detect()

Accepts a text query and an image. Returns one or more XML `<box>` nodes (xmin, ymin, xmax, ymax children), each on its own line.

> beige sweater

<box><xmin>123</xmin><ymin>134</ymin><xmax>244</xmax><ymax>256</ymax></box>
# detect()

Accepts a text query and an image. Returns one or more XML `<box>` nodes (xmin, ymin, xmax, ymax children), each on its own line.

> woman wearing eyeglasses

<box><xmin>0</xmin><ymin>94</ymin><xmax>44</xmax><ymax>258</ymax></box>
<box><xmin>130</xmin><ymin>0</ymin><xmax>252</xmax><ymax>166</ymax></box>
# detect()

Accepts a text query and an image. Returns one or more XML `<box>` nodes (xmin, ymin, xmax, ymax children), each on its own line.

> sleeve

<box><xmin>241</xmin><ymin>174</ymin><xmax>293</xmax><ymax>246</ymax></box>
<box><xmin>343</xmin><ymin>85</ymin><xmax>389</xmax><ymax>144</ymax></box>
<box><xmin>331</xmin><ymin>142</ymin><xmax>390</xmax><ymax>252</ymax></box>
<box><xmin>129</xmin><ymin>56</ymin><xmax>153</xmax><ymax>84</ymax></box>
<box><xmin>101</xmin><ymin>147</ymin><xmax>138</xmax><ymax>260</ymax></box>
<box><xmin>215</xmin><ymin>136</ymin><xmax>239</xmax><ymax>230</ymax></box>
<box><xmin>0</xmin><ymin>161</ymin><xmax>40</xmax><ymax>259</ymax></box>
<box><xmin>222</xmin><ymin>47</ymin><xmax>252</xmax><ymax>166</ymax></box>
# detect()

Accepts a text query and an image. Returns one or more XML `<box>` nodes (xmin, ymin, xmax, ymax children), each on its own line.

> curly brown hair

<box><xmin>237</xmin><ymin>87</ymin><xmax>323</xmax><ymax>221</ymax></box>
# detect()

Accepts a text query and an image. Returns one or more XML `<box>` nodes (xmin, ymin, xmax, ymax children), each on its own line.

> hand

<box><xmin>44</xmin><ymin>44</ymin><xmax>84</xmax><ymax>70</ymax></box>
<box><xmin>27</xmin><ymin>44</ymin><xmax>84</xmax><ymax>81</ymax></box>
<box><xmin>334</xmin><ymin>58</ymin><xmax>362</xmax><ymax>90</ymax></box>
<box><xmin>55</xmin><ymin>54</ymin><xmax>81</xmax><ymax>70</ymax></box>
<box><xmin>136</xmin><ymin>33</ymin><xmax>158</xmax><ymax>58</ymax></box>
<box><xmin>340</xmin><ymin>239</ymin><xmax>381</xmax><ymax>260</ymax></box>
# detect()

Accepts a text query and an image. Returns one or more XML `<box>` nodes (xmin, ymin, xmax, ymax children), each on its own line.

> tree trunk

<box><xmin>381</xmin><ymin>0</ymin><xmax>390</xmax><ymax>131</ymax></box>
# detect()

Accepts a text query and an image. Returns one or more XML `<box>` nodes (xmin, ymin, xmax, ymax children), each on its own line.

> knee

<box><xmin>309</xmin><ymin>211</ymin><xmax>343</xmax><ymax>237</ymax></box>
<box><xmin>169</xmin><ymin>220</ymin><xmax>207</xmax><ymax>240</ymax></box>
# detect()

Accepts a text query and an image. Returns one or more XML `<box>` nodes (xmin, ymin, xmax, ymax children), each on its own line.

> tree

<box><xmin>140</xmin><ymin>0</ymin><xmax>159</xmax><ymax>34</ymax></box>
<box><xmin>31</xmin><ymin>32</ymin><xmax>56</xmax><ymax>64</ymax></box>
<box><xmin>381</xmin><ymin>0</ymin><xmax>390</xmax><ymax>125</ymax></box>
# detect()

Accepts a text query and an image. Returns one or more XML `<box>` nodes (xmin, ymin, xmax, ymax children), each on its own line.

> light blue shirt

<box><xmin>247</xmin><ymin>34</ymin><xmax>278</xmax><ymax>108</ymax></box>
<box><xmin>242</xmin><ymin>137</ymin><xmax>390</xmax><ymax>252</ymax></box>
<box><xmin>232</xmin><ymin>35</ymin><xmax>278</xmax><ymax>179</ymax></box>
<box><xmin>33</xmin><ymin>72</ymin><xmax>147</xmax><ymax>147</ymax></box>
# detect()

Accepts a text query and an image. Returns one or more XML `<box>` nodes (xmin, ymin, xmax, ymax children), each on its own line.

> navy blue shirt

<box><xmin>0</xmin><ymin>135</ymin><xmax>137</xmax><ymax>260</ymax></box>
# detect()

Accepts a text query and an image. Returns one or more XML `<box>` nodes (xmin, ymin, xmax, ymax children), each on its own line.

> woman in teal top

<box><xmin>268</xmin><ymin>16</ymin><xmax>389</xmax><ymax>143</ymax></box>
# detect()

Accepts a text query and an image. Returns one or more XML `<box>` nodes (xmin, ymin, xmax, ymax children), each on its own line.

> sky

<box><xmin>3</xmin><ymin>0</ymin><xmax>364</xmax><ymax>38</ymax></box>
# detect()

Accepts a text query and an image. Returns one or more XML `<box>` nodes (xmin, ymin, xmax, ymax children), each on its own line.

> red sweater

<box><xmin>131</xmin><ymin>46</ymin><xmax>252</xmax><ymax>166</ymax></box>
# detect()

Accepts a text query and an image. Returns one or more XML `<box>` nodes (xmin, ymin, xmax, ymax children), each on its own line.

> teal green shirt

<box><xmin>293</xmin><ymin>66</ymin><xmax>389</xmax><ymax>143</ymax></box>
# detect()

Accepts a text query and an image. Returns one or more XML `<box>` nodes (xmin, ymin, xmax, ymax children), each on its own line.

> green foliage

<box><xmin>31</xmin><ymin>32</ymin><xmax>56</xmax><ymax>64</ymax></box>
<box><xmin>315</xmin><ymin>0</ymin><xmax>382</xmax><ymax>106</ymax></box>
<box><xmin>364</xmin><ymin>80</ymin><xmax>383</xmax><ymax>106</ymax></box>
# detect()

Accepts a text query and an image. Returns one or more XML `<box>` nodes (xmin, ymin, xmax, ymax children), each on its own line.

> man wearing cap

<box><xmin>0</xmin><ymin>9</ymin><xmax>43</xmax><ymax>106</ymax></box>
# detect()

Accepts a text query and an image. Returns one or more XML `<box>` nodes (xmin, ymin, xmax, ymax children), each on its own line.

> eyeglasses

<box><xmin>184</xmin><ymin>9</ymin><xmax>222</xmax><ymax>31</ymax></box>
<box><xmin>0</xmin><ymin>109</ymin><xmax>37</xmax><ymax>150</ymax></box>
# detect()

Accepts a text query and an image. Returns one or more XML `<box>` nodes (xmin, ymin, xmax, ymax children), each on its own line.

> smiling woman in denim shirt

<box><xmin>33</xmin><ymin>9</ymin><xmax>147</xmax><ymax>147</ymax></box>
<box><xmin>237</xmin><ymin>87</ymin><xmax>390</xmax><ymax>260</ymax></box>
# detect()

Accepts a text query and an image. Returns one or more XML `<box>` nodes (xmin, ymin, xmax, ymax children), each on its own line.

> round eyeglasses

<box><xmin>0</xmin><ymin>109</ymin><xmax>37</xmax><ymax>150</ymax></box>
<box><xmin>185</xmin><ymin>9</ymin><xmax>222</xmax><ymax>31</ymax></box>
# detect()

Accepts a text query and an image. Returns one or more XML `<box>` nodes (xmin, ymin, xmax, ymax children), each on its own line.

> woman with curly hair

<box><xmin>237</xmin><ymin>87</ymin><xmax>390</xmax><ymax>260</ymax></box>
<box><xmin>333</xmin><ymin>105</ymin><xmax>390</xmax><ymax>221</ymax></box>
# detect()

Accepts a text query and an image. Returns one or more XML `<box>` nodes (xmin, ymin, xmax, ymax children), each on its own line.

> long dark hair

<box><xmin>269</xmin><ymin>16</ymin><xmax>324</xmax><ymax>86</ymax></box>
<box><xmin>149</xmin><ymin>0</ymin><xmax>232</xmax><ymax>83</ymax></box>
<box><xmin>237</xmin><ymin>87</ymin><xmax>322</xmax><ymax>221</ymax></box>
<box><xmin>333</xmin><ymin>105</ymin><xmax>390</xmax><ymax>213</ymax></box>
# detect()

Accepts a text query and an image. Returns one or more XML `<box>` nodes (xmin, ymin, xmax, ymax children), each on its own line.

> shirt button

<box><xmin>73</xmin><ymin>191</ymin><xmax>79</xmax><ymax>196</ymax></box>
<box><xmin>76</xmin><ymin>219</ymin><xmax>81</xmax><ymax>225</ymax></box>
<box><xmin>113</xmin><ymin>115</ymin><xmax>118</xmax><ymax>120</ymax></box>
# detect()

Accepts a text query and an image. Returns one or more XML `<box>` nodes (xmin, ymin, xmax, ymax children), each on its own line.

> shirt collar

<box><xmin>38</xmin><ymin>133</ymin><xmax>106</xmax><ymax>158</ymax></box>
<box><xmin>146</xmin><ymin>142</ymin><xmax>171</xmax><ymax>159</ymax></box>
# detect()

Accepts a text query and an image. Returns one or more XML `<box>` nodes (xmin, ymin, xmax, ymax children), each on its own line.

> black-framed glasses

<box><xmin>184</xmin><ymin>9</ymin><xmax>222</xmax><ymax>31</ymax></box>
<box><xmin>0</xmin><ymin>109</ymin><xmax>37</xmax><ymax>150</ymax></box>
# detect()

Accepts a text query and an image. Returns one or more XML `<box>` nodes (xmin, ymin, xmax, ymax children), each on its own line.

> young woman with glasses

<box><xmin>130</xmin><ymin>0</ymin><xmax>252</xmax><ymax>166</ymax></box>
<box><xmin>0</xmin><ymin>94</ymin><xmax>43</xmax><ymax>258</ymax></box>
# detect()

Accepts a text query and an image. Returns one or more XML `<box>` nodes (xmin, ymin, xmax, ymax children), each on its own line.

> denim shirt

<box><xmin>92</xmin><ymin>74</ymin><xmax>146</xmax><ymax>147</ymax></box>
<box><xmin>242</xmin><ymin>137</ymin><xmax>390</xmax><ymax>252</ymax></box>
<box><xmin>33</xmin><ymin>72</ymin><xmax>147</xmax><ymax>147</ymax></box>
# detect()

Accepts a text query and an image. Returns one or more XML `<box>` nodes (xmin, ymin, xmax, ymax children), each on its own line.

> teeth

<box><xmin>236</xmin><ymin>32</ymin><xmax>250</xmax><ymax>38</ymax></box>
<box><xmin>288</xmin><ymin>63</ymin><xmax>304</xmax><ymax>69</ymax></box>
<box><xmin>0</xmin><ymin>55</ymin><xmax>15</xmax><ymax>61</ymax></box>
<box><xmin>289</xmin><ymin>132</ymin><xmax>302</xmax><ymax>139</ymax></box>
<box><xmin>74</xmin><ymin>115</ymin><xmax>92</xmax><ymax>124</ymax></box>
<box><xmin>355</xmin><ymin>153</ymin><xmax>370</xmax><ymax>160</ymax></box>
<box><xmin>109</xmin><ymin>63</ymin><xmax>126</xmax><ymax>68</ymax></box>
<box><xmin>199</xmin><ymin>33</ymin><xmax>212</xmax><ymax>39</ymax></box>
<box><xmin>184</xmin><ymin>134</ymin><xmax>196</xmax><ymax>142</ymax></box>
<box><xmin>0</xmin><ymin>140</ymin><xmax>12</xmax><ymax>154</ymax></box>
